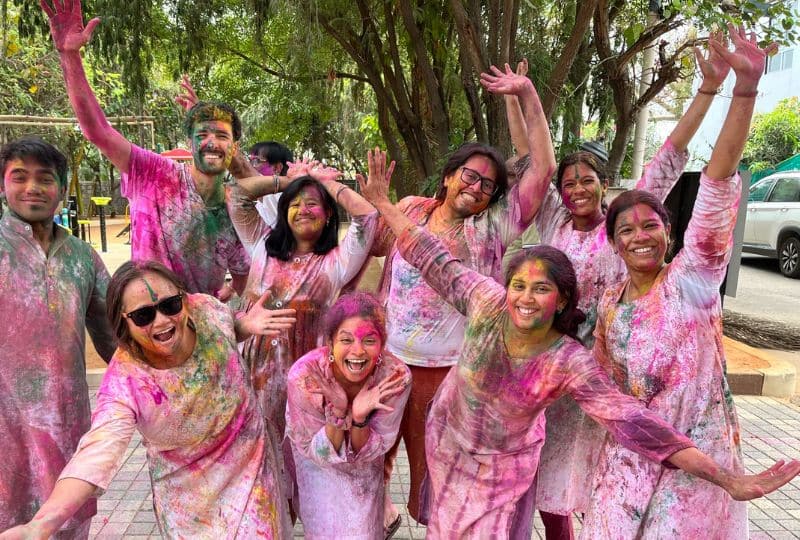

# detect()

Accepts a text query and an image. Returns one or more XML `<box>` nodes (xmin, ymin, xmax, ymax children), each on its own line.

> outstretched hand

<box><xmin>725</xmin><ymin>459</ymin><xmax>800</xmax><ymax>501</ymax></box>
<box><xmin>710</xmin><ymin>23</ymin><xmax>778</xmax><ymax>93</ymax></box>
<box><xmin>356</xmin><ymin>147</ymin><xmax>394</xmax><ymax>206</ymax></box>
<box><xmin>238</xmin><ymin>290</ymin><xmax>296</xmax><ymax>338</ymax></box>
<box><xmin>175</xmin><ymin>75</ymin><xmax>199</xmax><ymax>111</ymax></box>
<box><xmin>694</xmin><ymin>32</ymin><xmax>731</xmax><ymax>92</ymax></box>
<box><xmin>351</xmin><ymin>365</ymin><xmax>408</xmax><ymax>423</ymax></box>
<box><xmin>479</xmin><ymin>63</ymin><xmax>534</xmax><ymax>97</ymax></box>
<box><xmin>41</xmin><ymin>0</ymin><xmax>99</xmax><ymax>53</ymax></box>
<box><xmin>305</xmin><ymin>368</ymin><xmax>349</xmax><ymax>417</ymax></box>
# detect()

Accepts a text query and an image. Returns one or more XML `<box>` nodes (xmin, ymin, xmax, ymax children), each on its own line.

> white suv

<box><xmin>743</xmin><ymin>171</ymin><xmax>800</xmax><ymax>278</ymax></box>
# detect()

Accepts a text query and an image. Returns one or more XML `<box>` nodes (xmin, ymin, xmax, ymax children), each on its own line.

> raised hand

<box><xmin>351</xmin><ymin>366</ymin><xmax>408</xmax><ymax>423</ymax></box>
<box><xmin>237</xmin><ymin>290</ymin><xmax>296</xmax><ymax>337</ymax></box>
<box><xmin>479</xmin><ymin>63</ymin><xmax>534</xmax><ymax>97</ymax></box>
<box><xmin>694</xmin><ymin>32</ymin><xmax>731</xmax><ymax>92</ymax></box>
<box><xmin>41</xmin><ymin>0</ymin><xmax>99</xmax><ymax>53</ymax></box>
<box><xmin>356</xmin><ymin>147</ymin><xmax>394</xmax><ymax>206</ymax></box>
<box><xmin>515</xmin><ymin>58</ymin><xmax>529</xmax><ymax>78</ymax></box>
<box><xmin>710</xmin><ymin>23</ymin><xmax>778</xmax><ymax>94</ymax></box>
<box><xmin>305</xmin><ymin>369</ymin><xmax>349</xmax><ymax>417</ymax></box>
<box><xmin>308</xmin><ymin>164</ymin><xmax>344</xmax><ymax>184</ymax></box>
<box><xmin>286</xmin><ymin>157</ymin><xmax>316</xmax><ymax>180</ymax></box>
<box><xmin>175</xmin><ymin>74</ymin><xmax>199</xmax><ymax>111</ymax></box>
<box><xmin>724</xmin><ymin>459</ymin><xmax>800</xmax><ymax>501</ymax></box>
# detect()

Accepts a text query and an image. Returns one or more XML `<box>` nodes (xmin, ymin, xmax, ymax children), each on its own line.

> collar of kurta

<box><xmin>1</xmin><ymin>210</ymin><xmax>69</xmax><ymax>254</ymax></box>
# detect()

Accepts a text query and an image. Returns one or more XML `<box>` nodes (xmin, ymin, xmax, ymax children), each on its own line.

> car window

<box><xmin>749</xmin><ymin>178</ymin><xmax>776</xmax><ymax>202</ymax></box>
<box><xmin>768</xmin><ymin>178</ymin><xmax>800</xmax><ymax>203</ymax></box>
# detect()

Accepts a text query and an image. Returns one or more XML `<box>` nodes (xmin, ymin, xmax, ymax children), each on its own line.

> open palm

<box><xmin>41</xmin><ymin>0</ymin><xmax>99</xmax><ymax>52</ymax></box>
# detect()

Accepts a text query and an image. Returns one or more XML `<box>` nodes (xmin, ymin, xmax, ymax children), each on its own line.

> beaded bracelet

<box><xmin>324</xmin><ymin>402</ymin><xmax>352</xmax><ymax>431</ymax></box>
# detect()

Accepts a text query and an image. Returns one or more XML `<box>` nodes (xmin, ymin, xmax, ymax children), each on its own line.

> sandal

<box><xmin>384</xmin><ymin>515</ymin><xmax>402</xmax><ymax>540</ymax></box>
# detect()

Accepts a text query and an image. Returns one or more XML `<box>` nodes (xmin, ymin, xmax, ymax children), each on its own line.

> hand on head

<box><xmin>40</xmin><ymin>0</ymin><xmax>99</xmax><ymax>53</ymax></box>
<box><xmin>356</xmin><ymin>147</ymin><xmax>395</xmax><ymax>205</ymax></box>
<box><xmin>710</xmin><ymin>23</ymin><xmax>778</xmax><ymax>94</ymax></box>
<box><xmin>479</xmin><ymin>63</ymin><xmax>534</xmax><ymax>97</ymax></box>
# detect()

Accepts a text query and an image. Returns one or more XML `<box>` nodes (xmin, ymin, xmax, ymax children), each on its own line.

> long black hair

<box><xmin>265</xmin><ymin>176</ymin><xmax>340</xmax><ymax>260</ymax></box>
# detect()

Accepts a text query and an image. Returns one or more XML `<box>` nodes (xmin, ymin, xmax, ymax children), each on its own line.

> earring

<box><xmin>328</xmin><ymin>353</ymin><xmax>335</xmax><ymax>364</ymax></box>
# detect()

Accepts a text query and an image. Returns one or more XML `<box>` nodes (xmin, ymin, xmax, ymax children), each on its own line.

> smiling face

<box><xmin>2</xmin><ymin>157</ymin><xmax>65</xmax><ymax>226</ymax></box>
<box><xmin>559</xmin><ymin>162</ymin><xmax>607</xmax><ymax>223</ymax></box>
<box><xmin>612</xmin><ymin>203</ymin><xmax>671</xmax><ymax>274</ymax></box>
<box><xmin>287</xmin><ymin>186</ymin><xmax>329</xmax><ymax>243</ymax></box>
<box><xmin>442</xmin><ymin>155</ymin><xmax>497</xmax><ymax>218</ymax></box>
<box><xmin>121</xmin><ymin>271</ymin><xmax>192</xmax><ymax>366</ymax></box>
<box><xmin>190</xmin><ymin>120</ymin><xmax>237</xmax><ymax>175</ymax></box>
<box><xmin>505</xmin><ymin>259</ymin><xmax>565</xmax><ymax>332</ymax></box>
<box><xmin>330</xmin><ymin>316</ymin><xmax>383</xmax><ymax>384</ymax></box>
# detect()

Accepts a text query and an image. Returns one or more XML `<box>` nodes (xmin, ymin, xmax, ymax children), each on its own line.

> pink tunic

<box><xmin>0</xmin><ymin>213</ymin><xmax>115</xmax><ymax>534</ymax></box>
<box><xmin>533</xmin><ymin>140</ymin><xmax>688</xmax><ymax>514</ymax></box>
<box><xmin>59</xmin><ymin>294</ymin><xmax>291</xmax><ymax>539</ymax></box>
<box><xmin>395</xmin><ymin>226</ymin><xmax>695</xmax><ymax>538</ymax></box>
<box><xmin>229</xmin><ymin>190</ymin><xmax>378</xmax><ymax>438</ymax></box>
<box><xmin>122</xmin><ymin>145</ymin><xmax>250</xmax><ymax>295</ymax></box>
<box><xmin>373</xmin><ymin>186</ymin><xmax>529</xmax><ymax>368</ymax></box>
<box><xmin>582</xmin><ymin>172</ymin><xmax>746</xmax><ymax>538</ymax></box>
<box><xmin>286</xmin><ymin>348</ymin><xmax>411</xmax><ymax>539</ymax></box>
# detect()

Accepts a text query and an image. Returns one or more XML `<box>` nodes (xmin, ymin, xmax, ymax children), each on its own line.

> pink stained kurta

<box><xmin>58</xmin><ymin>294</ymin><xmax>291</xmax><ymax>539</ymax></box>
<box><xmin>0</xmin><ymin>213</ymin><xmax>116</xmax><ymax>535</ymax></box>
<box><xmin>229</xmin><ymin>189</ymin><xmax>378</xmax><ymax>438</ymax></box>
<box><xmin>122</xmin><ymin>144</ymin><xmax>250</xmax><ymax>296</ymax></box>
<box><xmin>285</xmin><ymin>348</ymin><xmax>411</xmax><ymax>539</ymax></box>
<box><xmin>581</xmin><ymin>172</ymin><xmax>747</xmax><ymax>539</ymax></box>
<box><xmin>532</xmin><ymin>139</ymin><xmax>689</xmax><ymax>515</ymax></box>
<box><xmin>394</xmin><ymin>226</ymin><xmax>696</xmax><ymax>539</ymax></box>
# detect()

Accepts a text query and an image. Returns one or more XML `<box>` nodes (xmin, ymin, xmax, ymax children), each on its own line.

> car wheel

<box><xmin>779</xmin><ymin>235</ymin><xmax>800</xmax><ymax>278</ymax></box>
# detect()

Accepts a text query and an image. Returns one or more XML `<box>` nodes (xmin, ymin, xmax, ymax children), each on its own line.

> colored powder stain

<box><xmin>316</xmin><ymin>443</ymin><xmax>331</xmax><ymax>459</ymax></box>
<box><xmin>143</xmin><ymin>279</ymin><xmax>158</xmax><ymax>302</ymax></box>
<box><xmin>15</xmin><ymin>369</ymin><xmax>46</xmax><ymax>403</ymax></box>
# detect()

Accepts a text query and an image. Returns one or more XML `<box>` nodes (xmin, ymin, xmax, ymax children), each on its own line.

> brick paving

<box><xmin>86</xmin><ymin>393</ymin><xmax>800</xmax><ymax>539</ymax></box>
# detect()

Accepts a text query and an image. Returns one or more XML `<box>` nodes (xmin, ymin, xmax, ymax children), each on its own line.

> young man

<box><xmin>42</xmin><ymin>0</ymin><xmax>250</xmax><ymax>299</ymax></box>
<box><xmin>0</xmin><ymin>137</ymin><xmax>116</xmax><ymax>539</ymax></box>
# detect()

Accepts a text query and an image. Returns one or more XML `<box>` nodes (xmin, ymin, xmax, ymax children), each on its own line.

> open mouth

<box><xmin>344</xmin><ymin>358</ymin><xmax>368</xmax><ymax>374</ymax></box>
<box><xmin>516</xmin><ymin>306</ymin><xmax>537</xmax><ymax>317</ymax></box>
<box><xmin>631</xmin><ymin>246</ymin><xmax>655</xmax><ymax>255</ymax></box>
<box><xmin>153</xmin><ymin>326</ymin><xmax>176</xmax><ymax>343</ymax></box>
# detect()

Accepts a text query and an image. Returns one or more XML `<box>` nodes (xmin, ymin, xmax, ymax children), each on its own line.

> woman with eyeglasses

<box><xmin>494</xmin><ymin>34</ymin><xmax>734</xmax><ymax>537</ymax></box>
<box><xmin>0</xmin><ymin>260</ymin><xmax>297</xmax><ymax>539</ymax></box>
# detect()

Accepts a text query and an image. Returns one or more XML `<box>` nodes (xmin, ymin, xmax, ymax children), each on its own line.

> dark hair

<box><xmin>605</xmin><ymin>189</ymin><xmax>671</xmax><ymax>241</ymax></box>
<box><xmin>555</xmin><ymin>151</ymin><xmax>609</xmax><ymax>193</ymax></box>
<box><xmin>323</xmin><ymin>292</ymin><xmax>387</xmax><ymax>345</ymax></box>
<box><xmin>250</xmin><ymin>141</ymin><xmax>293</xmax><ymax>174</ymax></box>
<box><xmin>504</xmin><ymin>245</ymin><xmax>586</xmax><ymax>339</ymax></box>
<box><xmin>0</xmin><ymin>136</ymin><xmax>68</xmax><ymax>188</ymax></box>
<box><xmin>435</xmin><ymin>142</ymin><xmax>509</xmax><ymax>206</ymax></box>
<box><xmin>265</xmin><ymin>176</ymin><xmax>340</xmax><ymax>261</ymax></box>
<box><xmin>184</xmin><ymin>101</ymin><xmax>242</xmax><ymax>141</ymax></box>
<box><xmin>106</xmin><ymin>260</ymin><xmax>187</xmax><ymax>354</ymax></box>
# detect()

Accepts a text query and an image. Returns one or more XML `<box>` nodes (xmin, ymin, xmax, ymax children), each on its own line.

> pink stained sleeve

<box><xmin>532</xmin><ymin>182</ymin><xmax>570</xmax><ymax>244</ymax></box>
<box><xmin>328</xmin><ymin>211</ymin><xmax>379</xmax><ymax>288</ymax></box>
<box><xmin>120</xmin><ymin>145</ymin><xmax>178</xmax><ymax>200</ymax></box>
<box><xmin>561</xmin><ymin>346</ymin><xmax>695</xmax><ymax>467</ymax></box>
<box><xmin>486</xmin><ymin>183</ymin><xmax>530</xmax><ymax>249</ymax></box>
<box><xmin>633</xmin><ymin>138</ymin><xmax>689</xmax><ymax>201</ymax></box>
<box><xmin>57</xmin><ymin>366</ymin><xmax>137</xmax><ymax>493</ymax></box>
<box><xmin>228</xmin><ymin>183</ymin><xmax>272</xmax><ymax>255</ymax></box>
<box><xmin>395</xmin><ymin>225</ymin><xmax>501</xmax><ymax>317</ymax></box>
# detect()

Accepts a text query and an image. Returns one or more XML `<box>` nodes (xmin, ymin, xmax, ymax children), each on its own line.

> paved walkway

<box><xmin>85</xmin><ymin>393</ymin><xmax>800</xmax><ymax>539</ymax></box>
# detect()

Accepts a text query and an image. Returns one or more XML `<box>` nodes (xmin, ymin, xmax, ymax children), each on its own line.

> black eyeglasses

<box><xmin>124</xmin><ymin>294</ymin><xmax>184</xmax><ymax>327</ymax></box>
<box><xmin>460</xmin><ymin>167</ymin><xmax>497</xmax><ymax>196</ymax></box>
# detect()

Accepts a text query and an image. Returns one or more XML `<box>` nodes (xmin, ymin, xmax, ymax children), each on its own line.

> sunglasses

<box><xmin>124</xmin><ymin>294</ymin><xmax>184</xmax><ymax>327</ymax></box>
<box><xmin>460</xmin><ymin>167</ymin><xmax>497</xmax><ymax>196</ymax></box>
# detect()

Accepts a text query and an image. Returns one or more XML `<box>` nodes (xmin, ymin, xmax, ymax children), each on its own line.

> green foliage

<box><xmin>743</xmin><ymin>97</ymin><xmax>800</xmax><ymax>173</ymax></box>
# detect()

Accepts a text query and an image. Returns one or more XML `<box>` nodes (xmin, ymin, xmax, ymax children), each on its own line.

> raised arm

<box><xmin>41</xmin><ymin>0</ymin><xmax>132</xmax><ymax>172</ymax></box>
<box><xmin>505</xmin><ymin>59</ymin><xmax>530</xmax><ymax>156</ymax></box>
<box><xmin>480</xmin><ymin>64</ymin><xmax>557</xmax><ymax>223</ymax></box>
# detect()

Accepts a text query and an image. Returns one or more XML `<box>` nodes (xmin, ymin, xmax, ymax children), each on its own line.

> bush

<box><xmin>744</xmin><ymin>97</ymin><xmax>800</xmax><ymax>172</ymax></box>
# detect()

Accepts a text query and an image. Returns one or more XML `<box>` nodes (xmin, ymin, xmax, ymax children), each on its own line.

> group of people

<box><xmin>0</xmin><ymin>1</ymin><xmax>798</xmax><ymax>539</ymax></box>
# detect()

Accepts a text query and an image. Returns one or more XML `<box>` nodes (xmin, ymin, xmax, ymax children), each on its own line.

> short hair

<box><xmin>106</xmin><ymin>260</ymin><xmax>187</xmax><ymax>355</ymax></box>
<box><xmin>504</xmin><ymin>245</ymin><xmax>586</xmax><ymax>339</ymax></box>
<box><xmin>555</xmin><ymin>151</ymin><xmax>609</xmax><ymax>193</ymax></box>
<box><xmin>265</xmin><ymin>176</ymin><xmax>340</xmax><ymax>261</ymax></box>
<box><xmin>250</xmin><ymin>141</ymin><xmax>293</xmax><ymax>174</ymax></box>
<box><xmin>435</xmin><ymin>142</ymin><xmax>509</xmax><ymax>206</ymax></box>
<box><xmin>183</xmin><ymin>101</ymin><xmax>242</xmax><ymax>141</ymax></box>
<box><xmin>323</xmin><ymin>292</ymin><xmax>387</xmax><ymax>345</ymax></box>
<box><xmin>605</xmin><ymin>189</ymin><xmax>671</xmax><ymax>242</ymax></box>
<box><xmin>0</xmin><ymin>136</ymin><xmax>68</xmax><ymax>188</ymax></box>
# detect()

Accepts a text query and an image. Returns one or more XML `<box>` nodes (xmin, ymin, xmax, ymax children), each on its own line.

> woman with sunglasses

<box><xmin>494</xmin><ymin>34</ymin><xmax>733</xmax><ymax>537</ymax></box>
<box><xmin>0</xmin><ymin>260</ymin><xmax>297</xmax><ymax>539</ymax></box>
<box><xmin>355</xmin><ymin>150</ymin><xmax>800</xmax><ymax>539</ymax></box>
<box><xmin>580</xmin><ymin>28</ymin><xmax>776</xmax><ymax>538</ymax></box>
<box><xmin>285</xmin><ymin>292</ymin><xmax>410</xmax><ymax>539</ymax></box>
